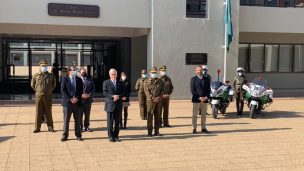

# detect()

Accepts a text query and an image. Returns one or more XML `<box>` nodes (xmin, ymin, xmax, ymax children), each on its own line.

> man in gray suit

<box><xmin>103</xmin><ymin>68</ymin><xmax>123</xmax><ymax>142</ymax></box>
<box><xmin>80</xmin><ymin>68</ymin><xmax>95</xmax><ymax>132</ymax></box>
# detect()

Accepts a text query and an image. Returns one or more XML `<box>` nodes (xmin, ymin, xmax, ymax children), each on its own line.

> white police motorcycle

<box><xmin>210</xmin><ymin>70</ymin><xmax>234</xmax><ymax>119</ymax></box>
<box><xmin>242</xmin><ymin>77</ymin><xmax>273</xmax><ymax>119</ymax></box>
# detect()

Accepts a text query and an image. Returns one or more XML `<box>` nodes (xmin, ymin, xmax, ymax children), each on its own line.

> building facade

<box><xmin>0</xmin><ymin>0</ymin><xmax>302</xmax><ymax>98</ymax></box>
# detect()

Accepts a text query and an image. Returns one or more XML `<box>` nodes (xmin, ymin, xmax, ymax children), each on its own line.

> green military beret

<box><xmin>39</xmin><ymin>59</ymin><xmax>48</xmax><ymax>66</ymax></box>
<box><xmin>159</xmin><ymin>66</ymin><xmax>167</xmax><ymax>71</ymax></box>
<box><xmin>149</xmin><ymin>66</ymin><xmax>158</xmax><ymax>73</ymax></box>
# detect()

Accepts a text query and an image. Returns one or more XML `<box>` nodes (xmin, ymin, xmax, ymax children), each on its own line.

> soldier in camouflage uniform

<box><xmin>233</xmin><ymin>67</ymin><xmax>247</xmax><ymax>115</ymax></box>
<box><xmin>144</xmin><ymin>67</ymin><xmax>164</xmax><ymax>137</ymax></box>
<box><xmin>135</xmin><ymin>69</ymin><xmax>148</xmax><ymax>120</ymax></box>
<box><xmin>158</xmin><ymin>66</ymin><xmax>174</xmax><ymax>127</ymax></box>
<box><xmin>31</xmin><ymin>60</ymin><xmax>56</xmax><ymax>133</ymax></box>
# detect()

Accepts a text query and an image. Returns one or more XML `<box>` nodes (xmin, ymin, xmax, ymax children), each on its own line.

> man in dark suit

<box><xmin>61</xmin><ymin>66</ymin><xmax>84</xmax><ymax>141</ymax></box>
<box><xmin>103</xmin><ymin>68</ymin><xmax>123</xmax><ymax>142</ymax></box>
<box><xmin>190</xmin><ymin>65</ymin><xmax>211</xmax><ymax>134</ymax></box>
<box><xmin>80</xmin><ymin>68</ymin><xmax>95</xmax><ymax>132</ymax></box>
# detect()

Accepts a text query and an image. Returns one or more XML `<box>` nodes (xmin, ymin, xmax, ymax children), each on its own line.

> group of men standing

<box><xmin>31</xmin><ymin>59</ymin><xmax>248</xmax><ymax>142</ymax></box>
<box><xmin>135</xmin><ymin>66</ymin><xmax>174</xmax><ymax>137</ymax></box>
<box><xmin>31</xmin><ymin>60</ymin><xmax>95</xmax><ymax>142</ymax></box>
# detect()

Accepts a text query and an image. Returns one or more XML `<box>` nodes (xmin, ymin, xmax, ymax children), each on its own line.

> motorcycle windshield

<box><xmin>211</xmin><ymin>82</ymin><xmax>224</xmax><ymax>90</ymax></box>
<box><xmin>252</xmin><ymin>78</ymin><xmax>267</xmax><ymax>87</ymax></box>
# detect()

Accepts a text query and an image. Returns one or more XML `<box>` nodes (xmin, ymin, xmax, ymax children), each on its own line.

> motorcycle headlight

<box><xmin>217</xmin><ymin>89</ymin><xmax>223</xmax><ymax>95</ymax></box>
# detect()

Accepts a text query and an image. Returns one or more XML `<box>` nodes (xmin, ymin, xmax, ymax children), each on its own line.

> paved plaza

<box><xmin>0</xmin><ymin>98</ymin><xmax>304</xmax><ymax>170</ymax></box>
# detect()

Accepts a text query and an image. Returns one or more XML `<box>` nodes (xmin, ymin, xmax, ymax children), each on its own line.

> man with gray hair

<box><xmin>103</xmin><ymin>68</ymin><xmax>123</xmax><ymax>142</ymax></box>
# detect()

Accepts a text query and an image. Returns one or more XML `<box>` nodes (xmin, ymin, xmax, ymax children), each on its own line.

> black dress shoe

<box><xmin>115</xmin><ymin>138</ymin><xmax>121</xmax><ymax>142</ymax></box>
<box><xmin>202</xmin><ymin>128</ymin><xmax>210</xmax><ymax>133</ymax></box>
<box><xmin>193</xmin><ymin>129</ymin><xmax>197</xmax><ymax>134</ymax></box>
<box><xmin>148</xmin><ymin>134</ymin><xmax>153</xmax><ymax>137</ymax></box>
<box><xmin>85</xmin><ymin>127</ymin><xmax>93</xmax><ymax>132</ymax></box>
<box><xmin>33</xmin><ymin>129</ymin><xmax>40</xmax><ymax>133</ymax></box>
<box><xmin>154</xmin><ymin>133</ymin><xmax>162</xmax><ymax>136</ymax></box>
<box><xmin>48</xmin><ymin>127</ymin><xmax>55</xmax><ymax>132</ymax></box>
<box><xmin>76</xmin><ymin>137</ymin><xmax>83</xmax><ymax>141</ymax></box>
<box><xmin>61</xmin><ymin>137</ymin><xmax>68</xmax><ymax>142</ymax></box>
<box><xmin>163</xmin><ymin>124</ymin><xmax>171</xmax><ymax>127</ymax></box>
<box><xmin>109</xmin><ymin>138</ymin><xmax>115</xmax><ymax>142</ymax></box>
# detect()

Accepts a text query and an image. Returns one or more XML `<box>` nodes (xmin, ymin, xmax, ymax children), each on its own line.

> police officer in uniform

<box><xmin>233</xmin><ymin>67</ymin><xmax>247</xmax><ymax>115</ymax></box>
<box><xmin>158</xmin><ymin>66</ymin><xmax>174</xmax><ymax>127</ymax></box>
<box><xmin>135</xmin><ymin>69</ymin><xmax>148</xmax><ymax>120</ymax></box>
<box><xmin>144</xmin><ymin>67</ymin><xmax>164</xmax><ymax>137</ymax></box>
<box><xmin>31</xmin><ymin>60</ymin><xmax>56</xmax><ymax>133</ymax></box>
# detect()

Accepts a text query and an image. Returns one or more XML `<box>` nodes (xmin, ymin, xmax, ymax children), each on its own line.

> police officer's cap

<box><xmin>39</xmin><ymin>60</ymin><xmax>48</xmax><ymax>66</ymax></box>
<box><xmin>149</xmin><ymin>67</ymin><xmax>158</xmax><ymax>73</ymax></box>
<box><xmin>159</xmin><ymin>66</ymin><xmax>167</xmax><ymax>71</ymax></box>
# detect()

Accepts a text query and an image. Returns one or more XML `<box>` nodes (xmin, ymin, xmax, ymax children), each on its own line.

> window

<box><xmin>186</xmin><ymin>0</ymin><xmax>207</xmax><ymax>18</ymax></box>
<box><xmin>32</xmin><ymin>53</ymin><xmax>52</xmax><ymax>66</ymax></box>
<box><xmin>279</xmin><ymin>45</ymin><xmax>292</xmax><ymax>72</ymax></box>
<box><xmin>249</xmin><ymin>44</ymin><xmax>264</xmax><ymax>72</ymax></box>
<box><xmin>64</xmin><ymin>54</ymin><xmax>78</xmax><ymax>66</ymax></box>
<box><xmin>294</xmin><ymin>45</ymin><xmax>304</xmax><ymax>72</ymax></box>
<box><xmin>238</xmin><ymin>44</ymin><xmax>249</xmax><ymax>71</ymax></box>
<box><xmin>240</xmin><ymin>0</ymin><xmax>304</xmax><ymax>7</ymax></box>
<box><xmin>10</xmin><ymin>53</ymin><xmax>25</xmax><ymax>66</ymax></box>
<box><xmin>265</xmin><ymin>45</ymin><xmax>279</xmax><ymax>72</ymax></box>
<box><xmin>239</xmin><ymin>43</ymin><xmax>304</xmax><ymax>73</ymax></box>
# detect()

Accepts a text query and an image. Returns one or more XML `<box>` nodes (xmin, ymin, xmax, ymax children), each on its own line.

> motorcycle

<box><xmin>210</xmin><ymin>70</ymin><xmax>234</xmax><ymax>119</ymax></box>
<box><xmin>242</xmin><ymin>77</ymin><xmax>273</xmax><ymax>119</ymax></box>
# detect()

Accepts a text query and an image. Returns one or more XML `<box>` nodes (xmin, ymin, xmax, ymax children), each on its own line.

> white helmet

<box><xmin>202</xmin><ymin>65</ymin><xmax>208</xmax><ymax>70</ymax></box>
<box><xmin>236</xmin><ymin>67</ymin><xmax>244</xmax><ymax>73</ymax></box>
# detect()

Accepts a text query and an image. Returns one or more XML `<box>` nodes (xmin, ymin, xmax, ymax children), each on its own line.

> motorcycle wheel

<box><xmin>212</xmin><ymin>104</ymin><xmax>218</xmax><ymax>119</ymax></box>
<box><xmin>220</xmin><ymin>107</ymin><xmax>226</xmax><ymax>114</ymax></box>
<box><xmin>250</xmin><ymin>105</ymin><xmax>257</xmax><ymax>119</ymax></box>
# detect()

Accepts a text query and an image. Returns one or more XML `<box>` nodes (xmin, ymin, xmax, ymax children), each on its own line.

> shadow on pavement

<box><xmin>0</xmin><ymin>136</ymin><xmax>14</xmax><ymax>143</ymax></box>
<box><xmin>211</xmin><ymin>127</ymin><xmax>291</xmax><ymax>134</ymax></box>
<box><xmin>222</xmin><ymin>111</ymin><xmax>303</xmax><ymax>119</ymax></box>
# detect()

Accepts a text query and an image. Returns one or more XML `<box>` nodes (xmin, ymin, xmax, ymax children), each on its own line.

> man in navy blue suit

<box><xmin>61</xmin><ymin>66</ymin><xmax>84</xmax><ymax>141</ymax></box>
<box><xmin>103</xmin><ymin>68</ymin><xmax>123</xmax><ymax>142</ymax></box>
<box><xmin>190</xmin><ymin>65</ymin><xmax>211</xmax><ymax>134</ymax></box>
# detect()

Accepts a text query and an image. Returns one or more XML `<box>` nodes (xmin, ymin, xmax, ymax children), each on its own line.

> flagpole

<box><xmin>224</xmin><ymin>0</ymin><xmax>227</xmax><ymax>83</ymax></box>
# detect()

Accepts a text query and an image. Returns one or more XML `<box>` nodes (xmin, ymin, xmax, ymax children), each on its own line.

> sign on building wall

<box><xmin>185</xmin><ymin>53</ymin><xmax>208</xmax><ymax>65</ymax></box>
<box><xmin>48</xmin><ymin>3</ymin><xmax>100</xmax><ymax>18</ymax></box>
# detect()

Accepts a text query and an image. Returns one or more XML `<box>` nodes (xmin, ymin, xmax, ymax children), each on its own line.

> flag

<box><xmin>225</xmin><ymin>0</ymin><xmax>233</xmax><ymax>50</ymax></box>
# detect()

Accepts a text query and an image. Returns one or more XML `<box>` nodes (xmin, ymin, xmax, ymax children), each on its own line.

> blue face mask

<box><xmin>142</xmin><ymin>74</ymin><xmax>147</xmax><ymax>78</ymax></box>
<box><xmin>150</xmin><ymin>73</ymin><xmax>157</xmax><ymax>79</ymax></box>
<box><xmin>72</xmin><ymin>71</ymin><xmax>77</xmax><ymax>77</ymax></box>
<box><xmin>41</xmin><ymin>66</ymin><xmax>48</xmax><ymax>73</ymax></box>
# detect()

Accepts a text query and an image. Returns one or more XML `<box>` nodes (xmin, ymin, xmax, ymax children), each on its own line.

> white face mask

<box><xmin>160</xmin><ymin>71</ymin><xmax>166</xmax><ymax>76</ymax></box>
<box><xmin>238</xmin><ymin>72</ymin><xmax>243</xmax><ymax>76</ymax></box>
<box><xmin>150</xmin><ymin>73</ymin><xmax>157</xmax><ymax>79</ymax></box>
<box><xmin>142</xmin><ymin>74</ymin><xmax>147</xmax><ymax>78</ymax></box>
<box><xmin>121</xmin><ymin>76</ymin><xmax>126</xmax><ymax>81</ymax></box>
<box><xmin>41</xmin><ymin>66</ymin><xmax>48</xmax><ymax>73</ymax></box>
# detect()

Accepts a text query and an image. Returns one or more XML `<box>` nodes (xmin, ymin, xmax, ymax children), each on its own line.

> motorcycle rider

<box><xmin>233</xmin><ymin>67</ymin><xmax>247</xmax><ymax>115</ymax></box>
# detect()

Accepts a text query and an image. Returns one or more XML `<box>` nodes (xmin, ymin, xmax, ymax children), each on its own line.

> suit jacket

<box><xmin>61</xmin><ymin>76</ymin><xmax>84</xmax><ymax>107</ymax></box>
<box><xmin>190</xmin><ymin>75</ymin><xmax>211</xmax><ymax>103</ymax></box>
<box><xmin>81</xmin><ymin>77</ymin><xmax>95</xmax><ymax>103</ymax></box>
<box><xmin>121</xmin><ymin>79</ymin><xmax>131</xmax><ymax>102</ymax></box>
<box><xmin>103</xmin><ymin>79</ymin><xmax>123</xmax><ymax>112</ymax></box>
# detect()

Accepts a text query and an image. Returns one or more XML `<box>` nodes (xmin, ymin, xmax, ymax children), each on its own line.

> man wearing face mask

<box><xmin>61</xmin><ymin>65</ymin><xmax>84</xmax><ymax>141</ymax></box>
<box><xmin>158</xmin><ymin>66</ymin><xmax>174</xmax><ymax>127</ymax></box>
<box><xmin>233</xmin><ymin>67</ymin><xmax>247</xmax><ymax>115</ymax></box>
<box><xmin>190</xmin><ymin>65</ymin><xmax>211</xmax><ymax>134</ymax></box>
<box><xmin>31</xmin><ymin>60</ymin><xmax>56</xmax><ymax>133</ymax></box>
<box><xmin>80</xmin><ymin>68</ymin><xmax>95</xmax><ymax>132</ymax></box>
<box><xmin>144</xmin><ymin>67</ymin><xmax>164</xmax><ymax>137</ymax></box>
<box><xmin>135</xmin><ymin>69</ymin><xmax>148</xmax><ymax>120</ymax></box>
